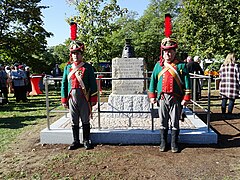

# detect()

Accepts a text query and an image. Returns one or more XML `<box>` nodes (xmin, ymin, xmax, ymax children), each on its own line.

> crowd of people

<box><xmin>183</xmin><ymin>53</ymin><xmax>240</xmax><ymax>116</ymax></box>
<box><xmin>0</xmin><ymin>63</ymin><xmax>32</xmax><ymax>104</ymax></box>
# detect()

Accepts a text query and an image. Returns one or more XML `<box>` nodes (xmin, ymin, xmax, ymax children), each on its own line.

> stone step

<box><xmin>40</xmin><ymin>107</ymin><xmax>217</xmax><ymax>145</ymax></box>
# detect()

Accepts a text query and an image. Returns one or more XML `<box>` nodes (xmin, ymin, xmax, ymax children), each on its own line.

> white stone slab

<box><xmin>107</xmin><ymin>94</ymin><xmax>151</xmax><ymax>118</ymax></box>
<box><xmin>112</xmin><ymin>57</ymin><xmax>145</xmax><ymax>94</ymax></box>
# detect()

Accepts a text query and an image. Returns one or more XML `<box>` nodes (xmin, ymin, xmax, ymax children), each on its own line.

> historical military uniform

<box><xmin>148</xmin><ymin>37</ymin><xmax>191</xmax><ymax>153</ymax></box>
<box><xmin>61</xmin><ymin>41</ymin><xmax>97</xmax><ymax>150</ymax></box>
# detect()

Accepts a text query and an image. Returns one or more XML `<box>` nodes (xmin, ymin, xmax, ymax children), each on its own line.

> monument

<box><xmin>107</xmin><ymin>39</ymin><xmax>151</xmax><ymax>118</ymax></box>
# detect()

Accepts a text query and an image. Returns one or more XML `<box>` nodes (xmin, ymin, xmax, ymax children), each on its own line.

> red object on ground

<box><xmin>29</xmin><ymin>75</ymin><xmax>43</xmax><ymax>95</ymax></box>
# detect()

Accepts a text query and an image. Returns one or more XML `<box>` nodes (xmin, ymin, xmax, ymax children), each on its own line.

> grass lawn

<box><xmin>0</xmin><ymin>83</ymin><xmax>222</xmax><ymax>153</ymax></box>
<box><xmin>0</xmin><ymin>89</ymin><xmax>62</xmax><ymax>153</ymax></box>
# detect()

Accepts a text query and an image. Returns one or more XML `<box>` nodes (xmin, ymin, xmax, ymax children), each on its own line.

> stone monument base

<box><xmin>40</xmin><ymin>106</ymin><xmax>218</xmax><ymax>145</ymax></box>
<box><xmin>106</xmin><ymin>93</ymin><xmax>151</xmax><ymax>118</ymax></box>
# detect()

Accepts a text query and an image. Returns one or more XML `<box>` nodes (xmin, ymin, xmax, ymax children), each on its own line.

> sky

<box><xmin>40</xmin><ymin>0</ymin><xmax>150</xmax><ymax>47</ymax></box>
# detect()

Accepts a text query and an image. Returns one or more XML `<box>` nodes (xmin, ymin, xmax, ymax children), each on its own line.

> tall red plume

<box><xmin>164</xmin><ymin>14</ymin><xmax>172</xmax><ymax>38</ymax></box>
<box><xmin>70</xmin><ymin>22</ymin><xmax>77</xmax><ymax>40</ymax></box>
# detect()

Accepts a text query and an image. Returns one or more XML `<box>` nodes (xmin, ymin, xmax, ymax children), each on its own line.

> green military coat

<box><xmin>61</xmin><ymin>62</ymin><xmax>98</xmax><ymax>104</ymax></box>
<box><xmin>149</xmin><ymin>60</ymin><xmax>191</xmax><ymax>101</ymax></box>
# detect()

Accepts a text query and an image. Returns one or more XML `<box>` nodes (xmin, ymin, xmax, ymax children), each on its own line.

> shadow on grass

<box><xmin>0</xmin><ymin>115</ymin><xmax>46</xmax><ymax>129</ymax></box>
<box><xmin>0</xmin><ymin>96</ymin><xmax>60</xmax><ymax>112</ymax></box>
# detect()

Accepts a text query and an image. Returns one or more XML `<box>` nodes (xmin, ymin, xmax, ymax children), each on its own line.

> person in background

<box><xmin>25</xmin><ymin>66</ymin><xmax>32</xmax><ymax>96</ymax></box>
<box><xmin>9</xmin><ymin>65</ymin><xmax>15</xmax><ymax>94</ymax></box>
<box><xmin>51</xmin><ymin>64</ymin><xmax>62</xmax><ymax>89</ymax></box>
<box><xmin>194</xmin><ymin>56</ymin><xmax>204</xmax><ymax>89</ymax></box>
<box><xmin>19</xmin><ymin>65</ymin><xmax>28</xmax><ymax>101</ymax></box>
<box><xmin>89</xmin><ymin>61</ymin><xmax>97</xmax><ymax>77</ymax></box>
<box><xmin>181</xmin><ymin>52</ymin><xmax>188</xmax><ymax>63</ymax></box>
<box><xmin>103</xmin><ymin>64</ymin><xmax>111</xmax><ymax>88</ymax></box>
<box><xmin>11</xmin><ymin>64</ymin><xmax>27</xmax><ymax>102</ymax></box>
<box><xmin>194</xmin><ymin>56</ymin><xmax>204</xmax><ymax>71</ymax></box>
<box><xmin>5</xmin><ymin>66</ymin><xmax>12</xmax><ymax>95</ymax></box>
<box><xmin>219</xmin><ymin>53</ymin><xmax>240</xmax><ymax>115</ymax></box>
<box><xmin>186</xmin><ymin>56</ymin><xmax>204</xmax><ymax>100</ymax></box>
<box><xmin>61</xmin><ymin>41</ymin><xmax>98</xmax><ymax>150</ymax></box>
<box><xmin>148</xmin><ymin>37</ymin><xmax>191</xmax><ymax>153</ymax></box>
<box><xmin>0</xmin><ymin>64</ymin><xmax>9</xmax><ymax>104</ymax></box>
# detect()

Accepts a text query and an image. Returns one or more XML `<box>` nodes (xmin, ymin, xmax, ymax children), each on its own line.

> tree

<box><xmin>66</xmin><ymin>0</ymin><xmax>127</xmax><ymax>63</ymax></box>
<box><xmin>53</xmin><ymin>44</ymin><xmax>69</xmax><ymax>64</ymax></box>
<box><xmin>65</xmin><ymin>0</ymin><xmax>181</xmax><ymax>69</ymax></box>
<box><xmin>29</xmin><ymin>45</ymin><xmax>69</xmax><ymax>74</ymax></box>
<box><xmin>0</xmin><ymin>0</ymin><xmax>52</xmax><ymax>66</ymax></box>
<box><xmin>176</xmin><ymin>0</ymin><xmax>240</xmax><ymax>59</ymax></box>
<box><xmin>102</xmin><ymin>0</ymin><xmax>180</xmax><ymax>70</ymax></box>
<box><xmin>104</xmin><ymin>11</ymin><xmax>139</xmax><ymax>60</ymax></box>
<box><xmin>132</xmin><ymin>0</ymin><xmax>180</xmax><ymax>69</ymax></box>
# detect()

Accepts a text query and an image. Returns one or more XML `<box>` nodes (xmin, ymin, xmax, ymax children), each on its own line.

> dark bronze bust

<box><xmin>122</xmin><ymin>39</ymin><xmax>135</xmax><ymax>58</ymax></box>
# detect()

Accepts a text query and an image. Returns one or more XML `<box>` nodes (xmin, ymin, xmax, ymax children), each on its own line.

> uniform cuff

<box><xmin>90</xmin><ymin>95</ymin><xmax>98</xmax><ymax>102</ymax></box>
<box><xmin>183</xmin><ymin>94</ymin><xmax>191</xmax><ymax>101</ymax></box>
<box><xmin>61</xmin><ymin>98</ymin><xmax>68</xmax><ymax>104</ymax></box>
<box><xmin>148</xmin><ymin>92</ymin><xmax>157</xmax><ymax>98</ymax></box>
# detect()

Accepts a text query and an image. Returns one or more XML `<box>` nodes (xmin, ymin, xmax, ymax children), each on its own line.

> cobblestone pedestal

<box><xmin>106</xmin><ymin>94</ymin><xmax>151</xmax><ymax>118</ymax></box>
<box><xmin>40</xmin><ymin>105</ymin><xmax>218</xmax><ymax>145</ymax></box>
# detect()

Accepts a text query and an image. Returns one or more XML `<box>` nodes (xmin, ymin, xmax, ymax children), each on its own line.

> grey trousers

<box><xmin>69</xmin><ymin>89</ymin><xmax>90</xmax><ymax>126</ymax></box>
<box><xmin>158</xmin><ymin>93</ymin><xmax>182</xmax><ymax>130</ymax></box>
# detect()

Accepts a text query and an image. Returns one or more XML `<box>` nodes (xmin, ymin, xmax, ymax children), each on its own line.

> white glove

<box><xmin>181</xmin><ymin>100</ymin><xmax>189</xmax><ymax>106</ymax></box>
<box><xmin>62</xmin><ymin>103</ymin><xmax>68</xmax><ymax>108</ymax></box>
<box><xmin>150</xmin><ymin>98</ymin><xmax>156</xmax><ymax>104</ymax></box>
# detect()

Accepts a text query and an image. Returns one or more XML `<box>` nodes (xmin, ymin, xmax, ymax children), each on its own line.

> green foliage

<box><xmin>66</xmin><ymin>0</ymin><xmax>127</xmax><ymax>63</ymax></box>
<box><xmin>206</xmin><ymin>61</ymin><xmax>222</xmax><ymax>71</ymax></box>
<box><xmin>2</xmin><ymin>0</ymin><xmax>240</xmax><ymax>73</ymax></box>
<box><xmin>105</xmin><ymin>11</ymin><xmax>139</xmax><ymax>60</ymax></box>
<box><xmin>205</xmin><ymin>55</ymin><xmax>224</xmax><ymax>72</ymax></box>
<box><xmin>51</xmin><ymin>44</ymin><xmax>70</xmax><ymax>72</ymax></box>
<box><xmin>30</xmin><ymin>49</ymin><xmax>54</xmax><ymax>74</ymax></box>
<box><xmin>0</xmin><ymin>0</ymin><xmax>52</xmax><ymax>67</ymax></box>
<box><xmin>53</xmin><ymin>44</ymin><xmax>69</xmax><ymax>64</ymax></box>
<box><xmin>94</xmin><ymin>0</ymin><xmax>180</xmax><ymax>70</ymax></box>
<box><xmin>176</xmin><ymin>0</ymin><xmax>240</xmax><ymax>59</ymax></box>
<box><xmin>23</xmin><ymin>44</ymin><xmax>69</xmax><ymax>74</ymax></box>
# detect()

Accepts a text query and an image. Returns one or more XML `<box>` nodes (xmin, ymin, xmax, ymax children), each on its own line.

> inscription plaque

<box><xmin>112</xmin><ymin>58</ymin><xmax>144</xmax><ymax>95</ymax></box>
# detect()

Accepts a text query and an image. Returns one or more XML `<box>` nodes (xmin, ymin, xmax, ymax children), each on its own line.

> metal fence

<box><xmin>44</xmin><ymin>71</ymin><xmax>212</xmax><ymax>132</ymax></box>
<box><xmin>189</xmin><ymin>73</ymin><xmax>212</xmax><ymax>132</ymax></box>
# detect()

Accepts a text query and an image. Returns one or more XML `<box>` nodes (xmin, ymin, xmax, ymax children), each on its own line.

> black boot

<box><xmin>171</xmin><ymin>129</ymin><xmax>179</xmax><ymax>153</ymax></box>
<box><xmin>68</xmin><ymin>125</ymin><xmax>83</xmax><ymax>150</ymax></box>
<box><xmin>221</xmin><ymin>107</ymin><xmax>226</xmax><ymax>114</ymax></box>
<box><xmin>83</xmin><ymin>124</ymin><xmax>92</xmax><ymax>150</ymax></box>
<box><xmin>159</xmin><ymin>129</ymin><xmax>168</xmax><ymax>152</ymax></box>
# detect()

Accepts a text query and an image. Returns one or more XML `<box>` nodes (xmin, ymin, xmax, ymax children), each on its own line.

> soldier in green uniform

<box><xmin>148</xmin><ymin>37</ymin><xmax>191</xmax><ymax>153</ymax></box>
<box><xmin>61</xmin><ymin>41</ymin><xmax>98</xmax><ymax>150</ymax></box>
